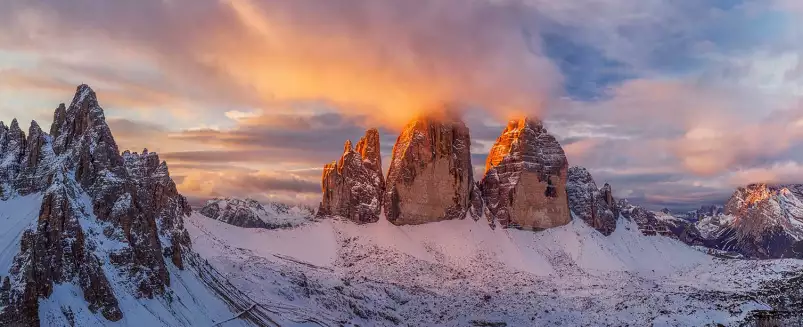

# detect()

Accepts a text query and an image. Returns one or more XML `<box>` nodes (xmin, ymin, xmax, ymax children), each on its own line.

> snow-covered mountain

<box><xmin>676</xmin><ymin>184</ymin><xmax>803</xmax><ymax>259</ymax></box>
<box><xmin>0</xmin><ymin>85</ymin><xmax>266</xmax><ymax>326</ymax></box>
<box><xmin>199</xmin><ymin>197</ymin><xmax>314</xmax><ymax>229</ymax></box>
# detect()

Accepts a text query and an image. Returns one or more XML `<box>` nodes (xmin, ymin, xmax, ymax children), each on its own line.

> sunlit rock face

<box><xmin>384</xmin><ymin>113</ymin><xmax>473</xmax><ymax>225</ymax></box>
<box><xmin>318</xmin><ymin>129</ymin><xmax>385</xmax><ymax>224</ymax></box>
<box><xmin>720</xmin><ymin>183</ymin><xmax>803</xmax><ymax>258</ymax></box>
<box><xmin>480</xmin><ymin>117</ymin><xmax>570</xmax><ymax>230</ymax></box>
<box><xmin>567</xmin><ymin>166</ymin><xmax>618</xmax><ymax>235</ymax></box>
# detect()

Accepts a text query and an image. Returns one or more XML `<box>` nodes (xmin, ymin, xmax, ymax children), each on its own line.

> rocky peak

<box><xmin>480</xmin><ymin>116</ymin><xmax>570</xmax><ymax>230</ymax></box>
<box><xmin>0</xmin><ymin>85</ymin><xmax>192</xmax><ymax>323</ymax></box>
<box><xmin>354</xmin><ymin>128</ymin><xmax>383</xmax><ymax>184</ymax></box>
<box><xmin>617</xmin><ymin>199</ymin><xmax>688</xmax><ymax>239</ymax></box>
<box><xmin>14</xmin><ymin>120</ymin><xmax>55</xmax><ymax>195</ymax></box>
<box><xmin>724</xmin><ymin>184</ymin><xmax>803</xmax><ymax>242</ymax></box>
<box><xmin>50</xmin><ymin>103</ymin><xmax>67</xmax><ymax>137</ymax></box>
<box><xmin>383</xmin><ymin>113</ymin><xmax>473</xmax><ymax>225</ymax></box>
<box><xmin>0</xmin><ymin>119</ymin><xmax>27</xmax><ymax>183</ymax></box>
<box><xmin>566</xmin><ymin>166</ymin><xmax>618</xmax><ymax>235</ymax></box>
<box><xmin>52</xmin><ymin>84</ymin><xmax>123</xmax><ymax>188</ymax></box>
<box><xmin>201</xmin><ymin>197</ymin><xmax>313</xmax><ymax>229</ymax></box>
<box><xmin>319</xmin><ymin>128</ymin><xmax>386</xmax><ymax>224</ymax></box>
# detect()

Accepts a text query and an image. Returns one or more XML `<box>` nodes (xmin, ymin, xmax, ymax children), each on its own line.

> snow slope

<box><xmin>187</xmin><ymin>213</ymin><xmax>803</xmax><ymax>326</ymax></box>
<box><xmin>0</xmin><ymin>194</ymin><xmax>43</xmax><ymax>275</ymax></box>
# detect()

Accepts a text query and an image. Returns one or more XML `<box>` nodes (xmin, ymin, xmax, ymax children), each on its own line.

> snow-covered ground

<box><xmin>187</xmin><ymin>213</ymin><xmax>803</xmax><ymax>326</ymax></box>
<box><xmin>0</xmin><ymin>194</ymin><xmax>43</xmax><ymax>275</ymax></box>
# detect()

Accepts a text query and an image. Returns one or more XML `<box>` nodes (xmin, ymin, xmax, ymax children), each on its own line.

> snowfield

<box><xmin>186</xmin><ymin>213</ymin><xmax>803</xmax><ymax>326</ymax></box>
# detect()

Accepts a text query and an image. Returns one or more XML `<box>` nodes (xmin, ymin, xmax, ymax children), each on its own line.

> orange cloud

<box><xmin>181</xmin><ymin>0</ymin><xmax>562</xmax><ymax>127</ymax></box>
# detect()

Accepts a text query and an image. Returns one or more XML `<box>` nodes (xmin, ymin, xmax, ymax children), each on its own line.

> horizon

<box><xmin>2</xmin><ymin>0</ymin><xmax>803</xmax><ymax>211</ymax></box>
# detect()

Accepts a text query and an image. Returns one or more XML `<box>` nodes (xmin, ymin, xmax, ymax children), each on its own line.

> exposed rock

<box><xmin>318</xmin><ymin>129</ymin><xmax>385</xmax><ymax>224</ymax></box>
<box><xmin>201</xmin><ymin>197</ymin><xmax>313</xmax><ymax>229</ymax></box>
<box><xmin>480</xmin><ymin>117</ymin><xmax>570</xmax><ymax>230</ymax></box>
<box><xmin>468</xmin><ymin>182</ymin><xmax>485</xmax><ymax>221</ymax></box>
<box><xmin>684</xmin><ymin>205</ymin><xmax>724</xmax><ymax>222</ymax></box>
<box><xmin>1</xmin><ymin>170</ymin><xmax>124</xmax><ymax>325</ymax></box>
<box><xmin>0</xmin><ymin>84</ymin><xmax>192</xmax><ymax>323</ymax></box>
<box><xmin>383</xmin><ymin>113</ymin><xmax>473</xmax><ymax>225</ymax></box>
<box><xmin>0</xmin><ymin>119</ymin><xmax>26</xmax><ymax>185</ymax></box>
<box><xmin>14</xmin><ymin>121</ymin><xmax>55</xmax><ymax>195</ymax></box>
<box><xmin>617</xmin><ymin>199</ymin><xmax>690</xmax><ymax>239</ymax></box>
<box><xmin>123</xmin><ymin>149</ymin><xmax>192</xmax><ymax>269</ymax></box>
<box><xmin>566</xmin><ymin>167</ymin><xmax>618</xmax><ymax>235</ymax></box>
<box><xmin>720</xmin><ymin>184</ymin><xmax>803</xmax><ymax>258</ymax></box>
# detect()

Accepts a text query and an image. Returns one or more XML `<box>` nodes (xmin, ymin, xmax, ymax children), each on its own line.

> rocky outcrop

<box><xmin>468</xmin><ymin>182</ymin><xmax>485</xmax><ymax>221</ymax></box>
<box><xmin>14</xmin><ymin>121</ymin><xmax>55</xmax><ymax>195</ymax></box>
<box><xmin>0</xmin><ymin>119</ymin><xmax>26</xmax><ymax>188</ymax></box>
<box><xmin>122</xmin><ymin>149</ymin><xmax>192</xmax><ymax>269</ymax></box>
<box><xmin>685</xmin><ymin>205</ymin><xmax>724</xmax><ymax>222</ymax></box>
<box><xmin>617</xmin><ymin>199</ymin><xmax>689</xmax><ymax>238</ymax></box>
<box><xmin>201</xmin><ymin>197</ymin><xmax>314</xmax><ymax>229</ymax></box>
<box><xmin>480</xmin><ymin>117</ymin><xmax>571</xmax><ymax>230</ymax></box>
<box><xmin>383</xmin><ymin>113</ymin><xmax>473</xmax><ymax>225</ymax></box>
<box><xmin>0</xmin><ymin>84</ymin><xmax>192</xmax><ymax>324</ymax></box>
<box><xmin>318</xmin><ymin>129</ymin><xmax>385</xmax><ymax>223</ymax></box>
<box><xmin>566</xmin><ymin>167</ymin><xmax>618</xmax><ymax>235</ymax></box>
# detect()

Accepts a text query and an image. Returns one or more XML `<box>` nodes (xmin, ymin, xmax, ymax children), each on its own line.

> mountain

<box><xmin>0</xmin><ymin>85</ymin><xmax>261</xmax><ymax>326</ymax></box>
<box><xmin>318</xmin><ymin>129</ymin><xmax>385</xmax><ymax>223</ymax></box>
<box><xmin>682</xmin><ymin>184</ymin><xmax>803</xmax><ymax>259</ymax></box>
<box><xmin>566</xmin><ymin>166</ymin><xmax>618</xmax><ymax>235</ymax></box>
<box><xmin>384</xmin><ymin>112</ymin><xmax>474</xmax><ymax>225</ymax></box>
<box><xmin>617</xmin><ymin>199</ymin><xmax>690</xmax><ymax>238</ymax></box>
<box><xmin>199</xmin><ymin>197</ymin><xmax>314</xmax><ymax>229</ymax></box>
<box><xmin>480</xmin><ymin>117</ymin><xmax>571</xmax><ymax>230</ymax></box>
<box><xmin>683</xmin><ymin>205</ymin><xmax>724</xmax><ymax>222</ymax></box>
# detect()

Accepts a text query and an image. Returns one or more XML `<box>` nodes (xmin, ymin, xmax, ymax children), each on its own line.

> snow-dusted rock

<box><xmin>14</xmin><ymin>121</ymin><xmax>56</xmax><ymax>195</ymax></box>
<box><xmin>617</xmin><ymin>199</ymin><xmax>690</xmax><ymax>239</ymax></box>
<box><xmin>691</xmin><ymin>184</ymin><xmax>803</xmax><ymax>259</ymax></box>
<box><xmin>566</xmin><ymin>166</ymin><xmax>618</xmax><ymax>235</ymax></box>
<box><xmin>318</xmin><ymin>128</ymin><xmax>385</xmax><ymax>223</ymax></box>
<box><xmin>0</xmin><ymin>85</ymin><xmax>193</xmax><ymax>325</ymax></box>
<box><xmin>200</xmin><ymin>197</ymin><xmax>313</xmax><ymax>229</ymax></box>
<box><xmin>0</xmin><ymin>119</ymin><xmax>26</xmax><ymax>192</ymax></box>
<box><xmin>480</xmin><ymin>117</ymin><xmax>571</xmax><ymax>230</ymax></box>
<box><xmin>384</xmin><ymin>113</ymin><xmax>473</xmax><ymax>225</ymax></box>
<box><xmin>5</xmin><ymin>171</ymin><xmax>122</xmax><ymax>324</ymax></box>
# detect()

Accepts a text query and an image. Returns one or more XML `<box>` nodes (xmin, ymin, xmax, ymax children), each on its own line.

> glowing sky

<box><xmin>1</xmin><ymin>0</ymin><xmax>802</xmax><ymax>211</ymax></box>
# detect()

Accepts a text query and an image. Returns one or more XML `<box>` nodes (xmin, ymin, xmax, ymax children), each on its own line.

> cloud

<box><xmin>0</xmin><ymin>0</ymin><xmax>566</xmax><ymax>127</ymax></box>
<box><xmin>728</xmin><ymin>161</ymin><xmax>803</xmax><ymax>186</ymax></box>
<box><xmin>177</xmin><ymin>169</ymin><xmax>321</xmax><ymax>206</ymax></box>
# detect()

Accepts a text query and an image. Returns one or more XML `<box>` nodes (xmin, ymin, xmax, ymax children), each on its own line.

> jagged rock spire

<box><xmin>566</xmin><ymin>166</ymin><xmax>618</xmax><ymax>236</ymax></box>
<box><xmin>0</xmin><ymin>118</ymin><xmax>26</xmax><ymax>183</ymax></box>
<box><xmin>50</xmin><ymin>103</ymin><xmax>67</xmax><ymax>137</ymax></box>
<box><xmin>480</xmin><ymin>116</ymin><xmax>571</xmax><ymax>230</ymax></box>
<box><xmin>319</xmin><ymin>128</ymin><xmax>385</xmax><ymax>224</ymax></box>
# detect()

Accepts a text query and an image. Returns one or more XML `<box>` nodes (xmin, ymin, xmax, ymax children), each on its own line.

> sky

<box><xmin>0</xmin><ymin>0</ymin><xmax>802</xmax><ymax>211</ymax></box>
